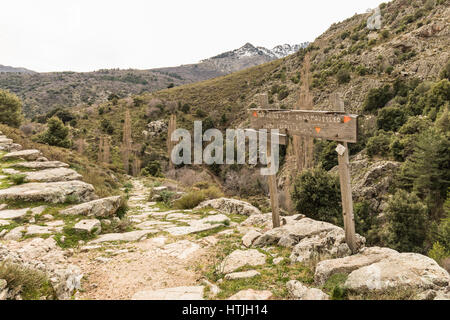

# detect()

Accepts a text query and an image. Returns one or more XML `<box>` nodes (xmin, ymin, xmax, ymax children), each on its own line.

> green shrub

<box><xmin>291</xmin><ymin>166</ymin><xmax>342</xmax><ymax>226</ymax></box>
<box><xmin>0</xmin><ymin>89</ymin><xmax>23</xmax><ymax>128</ymax></box>
<box><xmin>440</xmin><ymin>60</ymin><xmax>450</xmax><ymax>80</ymax></box>
<box><xmin>366</xmin><ymin>130</ymin><xmax>392</xmax><ymax>157</ymax></box>
<box><xmin>376</xmin><ymin>106</ymin><xmax>407</xmax><ymax>132</ymax></box>
<box><xmin>363</xmin><ymin>85</ymin><xmax>394</xmax><ymax>113</ymax></box>
<box><xmin>428</xmin><ymin>242</ymin><xmax>449</xmax><ymax>266</ymax></box>
<box><xmin>399</xmin><ymin>116</ymin><xmax>432</xmax><ymax>134</ymax></box>
<box><xmin>36</xmin><ymin>117</ymin><xmax>72</xmax><ymax>148</ymax></box>
<box><xmin>386</xmin><ymin>190</ymin><xmax>428</xmax><ymax>253</ymax></box>
<box><xmin>160</xmin><ymin>190</ymin><xmax>175</xmax><ymax>206</ymax></box>
<box><xmin>0</xmin><ymin>262</ymin><xmax>55</xmax><ymax>300</ymax></box>
<box><xmin>141</xmin><ymin>161</ymin><xmax>163</xmax><ymax>177</ymax></box>
<box><xmin>315</xmin><ymin>140</ymin><xmax>338</xmax><ymax>171</ymax></box>
<box><xmin>100</xmin><ymin>119</ymin><xmax>114</xmax><ymax>134</ymax></box>
<box><xmin>174</xmin><ymin>186</ymin><xmax>224</xmax><ymax>209</ymax></box>
<box><xmin>336</xmin><ymin>69</ymin><xmax>351</xmax><ymax>84</ymax></box>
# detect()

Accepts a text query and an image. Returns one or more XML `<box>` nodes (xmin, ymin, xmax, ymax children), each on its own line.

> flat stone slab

<box><xmin>220</xmin><ymin>249</ymin><xmax>267</xmax><ymax>273</ymax></box>
<box><xmin>225</xmin><ymin>270</ymin><xmax>261</xmax><ymax>280</ymax></box>
<box><xmin>23</xmin><ymin>168</ymin><xmax>82</xmax><ymax>182</ymax></box>
<box><xmin>135</xmin><ymin>221</ymin><xmax>174</xmax><ymax>230</ymax></box>
<box><xmin>73</xmin><ymin>219</ymin><xmax>101</xmax><ymax>234</ymax></box>
<box><xmin>60</xmin><ymin>196</ymin><xmax>122</xmax><ymax>217</ymax></box>
<box><xmin>13</xmin><ymin>161</ymin><xmax>69</xmax><ymax>169</ymax></box>
<box><xmin>165</xmin><ymin>214</ymin><xmax>230</xmax><ymax>236</ymax></box>
<box><xmin>162</xmin><ymin>240</ymin><xmax>201</xmax><ymax>259</ymax></box>
<box><xmin>132</xmin><ymin>286</ymin><xmax>204</xmax><ymax>300</ymax></box>
<box><xmin>0</xmin><ymin>206</ymin><xmax>46</xmax><ymax>220</ymax></box>
<box><xmin>25</xmin><ymin>225</ymin><xmax>54</xmax><ymax>236</ymax></box>
<box><xmin>3</xmin><ymin>226</ymin><xmax>26</xmax><ymax>240</ymax></box>
<box><xmin>228</xmin><ymin>289</ymin><xmax>272</xmax><ymax>300</ymax></box>
<box><xmin>89</xmin><ymin>230</ymin><xmax>156</xmax><ymax>243</ymax></box>
<box><xmin>0</xmin><ymin>219</ymin><xmax>11</xmax><ymax>226</ymax></box>
<box><xmin>2</xmin><ymin>149</ymin><xmax>43</xmax><ymax>161</ymax></box>
<box><xmin>0</xmin><ymin>181</ymin><xmax>95</xmax><ymax>203</ymax></box>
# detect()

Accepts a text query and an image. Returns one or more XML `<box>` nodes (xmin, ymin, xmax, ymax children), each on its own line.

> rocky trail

<box><xmin>0</xmin><ymin>131</ymin><xmax>449</xmax><ymax>300</ymax></box>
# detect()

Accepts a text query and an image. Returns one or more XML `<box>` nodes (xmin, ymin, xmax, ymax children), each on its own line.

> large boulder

<box><xmin>219</xmin><ymin>249</ymin><xmax>266</xmax><ymax>274</ymax></box>
<box><xmin>344</xmin><ymin>252</ymin><xmax>450</xmax><ymax>293</ymax></box>
<box><xmin>23</xmin><ymin>168</ymin><xmax>82</xmax><ymax>182</ymax></box>
<box><xmin>195</xmin><ymin>198</ymin><xmax>261</xmax><ymax>216</ymax></box>
<box><xmin>314</xmin><ymin>247</ymin><xmax>398</xmax><ymax>285</ymax></box>
<box><xmin>60</xmin><ymin>196</ymin><xmax>122</xmax><ymax>217</ymax></box>
<box><xmin>2</xmin><ymin>149</ymin><xmax>43</xmax><ymax>161</ymax></box>
<box><xmin>73</xmin><ymin>219</ymin><xmax>101</xmax><ymax>234</ymax></box>
<box><xmin>0</xmin><ymin>238</ymin><xmax>82</xmax><ymax>300</ymax></box>
<box><xmin>0</xmin><ymin>181</ymin><xmax>95</xmax><ymax>203</ymax></box>
<box><xmin>286</xmin><ymin>280</ymin><xmax>329</xmax><ymax>300</ymax></box>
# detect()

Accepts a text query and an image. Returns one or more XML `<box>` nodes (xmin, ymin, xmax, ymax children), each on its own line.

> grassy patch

<box><xmin>54</xmin><ymin>227</ymin><xmax>96</xmax><ymax>248</ymax></box>
<box><xmin>322</xmin><ymin>273</ymin><xmax>348</xmax><ymax>300</ymax></box>
<box><xmin>0</xmin><ymin>261</ymin><xmax>56</xmax><ymax>300</ymax></box>
<box><xmin>9</xmin><ymin>173</ymin><xmax>26</xmax><ymax>185</ymax></box>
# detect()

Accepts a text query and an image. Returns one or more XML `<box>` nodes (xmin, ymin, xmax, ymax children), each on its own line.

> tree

<box><xmin>386</xmin><ymin>190</ymin><xmax>428</xmax><ymax>253</ymax></box>
<box><xmin>291</xmin><ymin>166</ymin><xmax>343</xmax><ymax>226</ymax></box>
<box><xmin>363</xmin><ymin>85</ymin><xmax>394</xmax><ymax>113</ymax></box>
<box><xmin>37</xmin><ymin>117</ymin><xmax>72</xmax><ymax>148</ymax></box>
<box><xmin>0</xmin><ymin>89</ymin><xmax>23</xmax><ymax>127</ymax></box>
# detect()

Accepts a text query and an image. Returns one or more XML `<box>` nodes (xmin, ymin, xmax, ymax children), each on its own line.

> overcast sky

<box><xmin>0</xmin><ymin>0</ymin><xmax>387</xmax><ymax>72</ymax></box>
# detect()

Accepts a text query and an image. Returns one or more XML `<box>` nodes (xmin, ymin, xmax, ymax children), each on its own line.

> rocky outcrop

<box><xmin>73</xmin><ymin>219</ymin><xmax>101</xmax><ymax>234</ymax></box>
<box><xmin>89</xmin><ymin>230</ymin><xmax>155</xmax><ymax>243</ymax></box>
<box><xmin>331</xmin><ymin>153</ymin><xmax>401</xmax><ymax>214</ymax></box>
<box><xmin>286</xmin><ymin>280</ymin><xmax>329</xmax><ymax>300</ymax></box>
<box><xmin>145</xmin><ymin>120</ymin><xmax>167</xmax><ymax>137</ymax></box>
<box><xmin>195</xmin><ymin>198</ymin><xmax>261</xmax><ymax>216</ymax></box>
<box><xmin>220</xmin><ymin>249</ymin><xmax>266</xmax><ymax>273</ymax></box>
<box><xmin>0</xmin><ymin>238</ymin><xmax>82</xmax><ymax>300</ymax></box>
<box><xmin>60</xmin><ymin>196</ymin><xmax>122</xmax><ymax>217</ymax></box>
<box><xmin>0</xmin><ymin>181</ymin><xmax>95</xmax><ymax>203</ymax></box>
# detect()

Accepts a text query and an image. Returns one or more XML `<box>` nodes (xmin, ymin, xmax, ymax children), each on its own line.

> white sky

<box><xmin>0</xmin><ymin>0</ymin><xmax>387</xmax><ymax>72</ymax></box>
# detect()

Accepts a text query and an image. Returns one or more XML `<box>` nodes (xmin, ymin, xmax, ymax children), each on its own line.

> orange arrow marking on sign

<box><xmin>252</xmin><ymin>111</ymin><xmax>258</xmax><ymax>118</ymax></box>
<box><xmin>315</xmin><ymin>127</ymin><xmax>321</xmax><ymax>133</ymax></box>
<box><xmin>343</xmin><ymin>116</ymin><xmax>351</xmax><ymax>123</ymax></box>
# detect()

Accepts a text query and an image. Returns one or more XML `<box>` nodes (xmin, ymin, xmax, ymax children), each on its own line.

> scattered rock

<box><xmin>132</xmin><ymin>286</ymin><xmax>204</xmax><ymax>300</ymax></box>
<box><xmin>201</xmin><ymin>279</ymin><xmax>221</xmax><ymax>297</ymax></box>
<box><xmin>162</xmin><ymin>240</ymin><xmax>200</xmax><ymax>259</ymax></box>
<box><xmin>60</xmin><ymin>196</ymin><xmax>122</xmax><ymax>217</ymax></box>
<box><xmin>220</xmin><ymin>249</ymin><xmax>266</xmax><ymax>273</ymax></box>
<box><xmin>195</xmin><ymin>198</ymin><xmax>261</xmax><ymax>216</ymax></box>
<box><xmin>3</xmin><ymin>226</ymin><xmax>25</xmax><ymax>240</ymax></box>
<box><xmin>0</xmin><ymin>206</ymin><xmax>46</xmax><ymax>220</ymax></box>
<box><xmin>286</xmin><ymin>280</ymin><xmax>329</xmax><ymax>300</ymax></box>
<box><xmin>165</xmin><ymin>214</ymin><xmax>230</xmax><ymax>236</ymax></box>
<box><xmin>273</xmin><ymin>257</ymin><xmax>284</xmax><ymax>265</ymax></box>
<box><xmin>242</xmin><ymin>229</ymin><xmax>262</xmax><ymax>247</ymax></box>
<box><xmin>228</xmin><ymin>289</ymin><xmax>272</xmax><ymax>300</ymax></box>
<box><xmin>225</xmin><ymin>270</ymin><xmax>261</xmax><ymax>280</ymax></box>
<box><xmin>73</xmin><ymin>219</ymin><xmax>101</xmax><ymax>234</ymax></box>
<box><xmin>0</xmin><ymin>181</ymin><xmax>96</xmax><ymax>203</ymax></box>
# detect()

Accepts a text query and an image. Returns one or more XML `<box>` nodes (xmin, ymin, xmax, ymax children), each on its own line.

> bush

<box><xmin>399</xmin><ymin>116</ymin><xmax>432</xmax><ymax>134</ymax></box>
<box><xmin>291</xmin><ymin>166</ymin><xmax>342</xmax><ymax>226</ymax></box>
<box><xmin>100</xmin><ymin>119</ymin><xmax>114</xmax><ymax>134</ymax></box>
<box><xmin>336</xmin><ymin>69</ymin><xmax>351</xmax><ymax>84</ymax></box>
<box><xmin>376</xmin><ymin>106</ymin><xmax>407</xmax><ymax>132</ymax></box>
<box><xmin>315</xmin><ymin>140</ymin><xmax>338</xmax><ymax>171</ymax></box>
<box><xmin>0</xmin><ymin>262</ymin><xmax>55</xmax><ymax>300</ymax></box>
<box><xmin>141</xmin><ymin>161</ymin><xmax>162</xmax><ymax>177</ymax></box>
<box><xmin>428</xmin><ymin>242</ymin><xmax>449</xmax><ymax>267</ymax></box>
<box><xmin>440</xmin><ymin>60</ymin><xmax>450</xmax><ymax>80</ymax></box>
<box><xmin>386</xmin><ymin>190</ymin><xmax>428</xmax><ymax>253</ymax></box>
<box><xmin>366</xmin><ymin>130</ymin><xmax>392</xmax><ymax>157</ymax></box>
<box><xmin>363</xmin><ymin>85</ymin><xmax>394</xmax><ymax>113</ymax></box>
<box><xmin>0</xmin><ymin>89</ymin><xmax>23</xmax><ymax>128</ymax></box>
<box><xmin>174</xmin><ymin>186</ymin><xmax>223</xmax><ymax>209</ymax></box>
<box><xmin>36</xmin><ymin>117</ymin><xmax>72</xmax><ymax>148</ymax></box>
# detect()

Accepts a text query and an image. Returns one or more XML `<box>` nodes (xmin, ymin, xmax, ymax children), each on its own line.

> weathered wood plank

<box><xmin>249</xmin><ymin>109</ymin><xmax>358</xmax><ymax>143</ymax></box>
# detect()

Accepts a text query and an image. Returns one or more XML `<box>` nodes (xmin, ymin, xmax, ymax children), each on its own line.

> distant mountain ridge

<box><xmin>0</xmin><ymin>42</ymin><xmax>307</xmax><ymax>116</ymax></box>
<box><xmin>0</xmin><ymin>64</ymin><xmax>36</xmax><ymax>74</ymax></box>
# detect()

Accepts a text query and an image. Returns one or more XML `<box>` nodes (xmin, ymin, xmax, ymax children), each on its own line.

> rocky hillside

<box><xmin>0</xmin><ymin>43</ymin><xmax>305</xmax><ymax>118</ymax></box>
<box><xmin>0</xmin><ymin>130</ymin><xmax>449</xmax><ymax>300</ymax></box>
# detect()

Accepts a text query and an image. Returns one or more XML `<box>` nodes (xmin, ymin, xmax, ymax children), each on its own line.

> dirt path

<box><xmin>71</xmin><ymin>179</ymin><xmax>219</xmax><ymax>300</ymax></box>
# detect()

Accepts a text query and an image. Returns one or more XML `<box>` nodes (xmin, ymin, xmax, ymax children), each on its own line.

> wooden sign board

<box><xmin>244</xmin><ymin>129</ymin><xmax>287</xmax><ymax>145</ymax></box>
<box><xmin>249</xmin><ymin>109</ymin><xmax>358</xmax><ymax>143</ymax></box>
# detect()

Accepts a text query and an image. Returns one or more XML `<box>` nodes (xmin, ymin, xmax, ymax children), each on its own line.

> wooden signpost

<box><xmin>248</xmin><ymin>108</ymin><xmax>359</xmax><ymax>253</ymax></box>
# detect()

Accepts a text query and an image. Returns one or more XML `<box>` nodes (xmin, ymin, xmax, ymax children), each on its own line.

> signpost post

<box><xmin>248</xmin><ymin>108</ymin><xmax>359</xmax><ymax>252</ymax></box>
